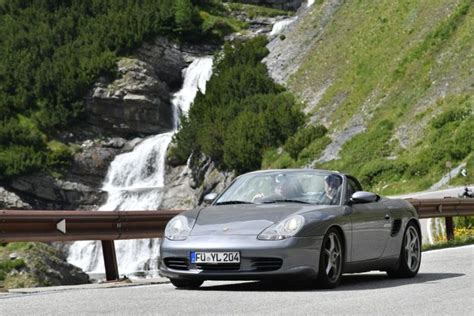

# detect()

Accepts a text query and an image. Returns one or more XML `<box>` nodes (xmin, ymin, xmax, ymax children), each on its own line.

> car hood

<box><xmin>189</xmin><ymin>203</ymin><xmax>331</xmax><ymax>236</ymax></box>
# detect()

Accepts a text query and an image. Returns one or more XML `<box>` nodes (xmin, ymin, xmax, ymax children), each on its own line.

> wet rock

<box><xmin>68</xmin><ymin>139</ymin><xmax>124</xmax><ymax>188</ymax></box>
<box><xmin>136</xmin><ymin>36</ymin><xmax>216</xmax><ymax>90</ymax></box>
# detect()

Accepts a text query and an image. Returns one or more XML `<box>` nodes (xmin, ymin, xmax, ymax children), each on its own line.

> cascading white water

<box><xmin>269</xmin><ymin>17</ymin><xmax>298</xmax><ymax>36</ymax></box>
<box><xmin>67</xmin><ymin>56</ymin><xmax>213</xmax><ymax>277</ymax></box>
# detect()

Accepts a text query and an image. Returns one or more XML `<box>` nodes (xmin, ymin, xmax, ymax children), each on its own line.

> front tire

<box><xmin>387</xmin><ymin>222</ymin><xmax>421</xmax><ymax>278</ymax></box>
<box><xmin>170</xmin><ymin>278</ymin><xmax>203</xmax><ymax>289</ymax></box>
<box><xmin>315</xmin><ymin>228</ymin><xmax>344</xmax><ymax>288</ymax></box>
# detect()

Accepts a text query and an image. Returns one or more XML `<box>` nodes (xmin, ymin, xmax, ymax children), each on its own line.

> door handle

<box><xmin>384</xmin><ymin>214</ymin><xmax>390</xmax><ymax>220</ymax></box>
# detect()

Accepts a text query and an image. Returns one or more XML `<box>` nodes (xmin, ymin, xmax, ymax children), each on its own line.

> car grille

<box><xmin>196</xmin><ymin>263</ymin><xmax>241</xmax><ymax>271</ymax></box>
<box><xmin>164</xmin><ymin>257</ymin><xmax>189</xmax><ymax>270</ymax></box>
<box><xmin>391</xmin><ymin>219</ymin><xmax>402</xmax><ymax>236</ymax></box>
<box><xmin>250</xmin><ymin>258</ymin><xmax>283</xmax><ymax>272</ymax></box>
<box><xmin>163</xmin><ymin>257</ymin><xmax>283</xmax><ymax>272</ymax></box>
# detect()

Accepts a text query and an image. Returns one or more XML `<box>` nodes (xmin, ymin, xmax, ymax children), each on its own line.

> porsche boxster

<box><xmin>159</xmin><ymin>169</ymin><xmax>421</xmax><ymax>289</ymax></box>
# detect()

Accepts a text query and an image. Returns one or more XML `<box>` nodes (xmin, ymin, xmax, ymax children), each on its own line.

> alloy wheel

<box><xmin>323</xmin><ymin>232</ymin><xmax>342</xmax><ymax>282</ymax></box>
<box><xmin>404</xmin><ymin>226</ymin><xmax>421</xmax><ymax>272</ymax></box>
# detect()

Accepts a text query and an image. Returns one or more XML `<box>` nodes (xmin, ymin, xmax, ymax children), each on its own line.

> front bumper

<box><xmin>158</xmin><ymin>235</ymin><xmax>323</xmax><ymax>281</ymax></box>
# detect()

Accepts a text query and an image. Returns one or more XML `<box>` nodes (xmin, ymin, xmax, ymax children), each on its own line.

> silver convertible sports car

<box><xmin>159</xmin><ymin>169</ymin><xmax>421</xmax><ymax>289</ymax></box>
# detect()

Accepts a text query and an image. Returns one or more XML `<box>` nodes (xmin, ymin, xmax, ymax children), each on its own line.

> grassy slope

<box><xmin>266</xmin><ymin>0</ymin><xmax>473</xmax><ymax>194</ymax></box>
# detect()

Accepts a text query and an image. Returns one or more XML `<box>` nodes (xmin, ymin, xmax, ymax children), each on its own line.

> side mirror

<box><xmin>203</xmin><ymin>193</ymin><xmax>218</xmax><ymax>204</ymax></box>
<box><xmin>350</xmin><ymin>191</ymin><xmax>379</xmax><ymax>204</ymax></box>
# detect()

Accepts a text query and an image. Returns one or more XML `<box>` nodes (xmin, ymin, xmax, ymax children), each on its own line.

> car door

<box><xmin>346</xmin><ymin>177</ymin><xmax>391</xmax><ymax>261</ymax></box>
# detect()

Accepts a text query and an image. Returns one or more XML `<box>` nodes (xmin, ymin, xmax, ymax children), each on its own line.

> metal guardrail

<box><xmin>0</xmin><ymin>209</ymin><xmax>181</xmax><ymax>242</ymax></box>
<box><xmin>407</xmin><ymin>198</ymin><xmax>474</xmax><ymax>218</ymax></box>
<box><xmin>1</xmin><ymin>198</ymin><xmax>473</xmax><ymax>281</ymax></box>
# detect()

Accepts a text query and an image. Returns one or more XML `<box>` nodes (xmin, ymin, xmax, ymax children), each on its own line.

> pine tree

<box><xmin>174</xmin><ymin>0</ymin><xmax>195</xmax><ymax>33</ymax></box>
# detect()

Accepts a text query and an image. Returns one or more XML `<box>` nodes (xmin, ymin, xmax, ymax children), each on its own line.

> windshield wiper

<box><xmin>263</xmin><ymin>199</ymin><xmax>312</xmax><ymax>204</ymax></box>
<box><xmin>215</xmin><ymin>200</ymin><xmax>253</xmax><ymax>205</ymax></box>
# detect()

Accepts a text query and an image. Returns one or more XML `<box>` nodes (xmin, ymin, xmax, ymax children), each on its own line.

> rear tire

<box><xmin>386</xmin><ymin>222</ymin><xmax>421</xmax><ymax>278</ymax></box>
<box><xmin>170</xmin><ymin>278</ymin><xmax>203</xmax><ymax>289</ymax></box>
<box><xmin>315</xmin><ymin>228</ymin><xmax>344</xmax><ymax>289</ymax></box>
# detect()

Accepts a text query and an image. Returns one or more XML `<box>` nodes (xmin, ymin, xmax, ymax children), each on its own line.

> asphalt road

<box><xmin>1</xmin><ymin>245</ymin><xmax>473</xmax><ymax>315</ymax></box>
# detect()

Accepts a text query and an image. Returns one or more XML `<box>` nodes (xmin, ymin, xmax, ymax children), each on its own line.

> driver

<box><xmin>274</xmin><ymin>174</ymin><xmax>300</xmax><ymax>199</ymax></box>
<box><xmin>252</xmin><ymin>174</ymin><xmax>301</xmax><ymax>202</ymax></box>
<box><xmin>319</xmin><ymin>174</ymin><xmax>342</xmax><ymax>205</ymax></box>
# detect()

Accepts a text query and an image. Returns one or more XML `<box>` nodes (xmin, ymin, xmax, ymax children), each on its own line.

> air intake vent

<box><xmin>250</xmin><ymin>258</ymin><xmax>283</xmax><ymax>272</ymax></box>
<box><xmin>391</xmin><ymin>219</ymin><xmax>402</xmax><ymax>236</ymax></box>
<box><xmin>164</xmin><ymin>257</ymin><xmax>189</xmax><ymax>270</ymax></box>
<box><xmin>196</xmin><ymin>263</ymin><xmax>240</xmax><ymax>271</ymax></box>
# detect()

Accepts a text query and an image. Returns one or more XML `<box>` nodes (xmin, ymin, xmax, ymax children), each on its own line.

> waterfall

<box><xmin>67</xmin><ymin>56</ymin><xmax>213</xmax><ymax>277</ymax></box>
<box><xmin>269</xmin><ymin>17</ymin><xmax>298</xmax><ymax>36</ymax></box>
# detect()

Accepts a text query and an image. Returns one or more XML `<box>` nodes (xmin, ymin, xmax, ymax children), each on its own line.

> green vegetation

<box><xmin>284</xmin><ymin>125</ymin><xmax>327</xmax><ymax>160</ymax></box>
<box><xmin>265</xmin><ymin>0</ymin><xmax>473</xmax><ymax>194</ymax></box>
<box><xmin>170</xmin><ymin>36</ymin><xmax>305</xmax><ymax>173</ymax></box>
<box><xmin>0</xmin><ymin>242</ymin><xmax>88</xmax><ymax>290</ymax></box>
<box><xmin>0</xmin><ymin>0</ymin><xmax>244</xmax><ymax>180</ymax></box>
<box><xmin>225</xmin><ymin>2</ymin><xmax>291</xmax><ymax>19</ymax></box>
<box><xmin>422</xmin><ymin>225</ymin><xmax>474</xmax><ymax>251</ymax></box>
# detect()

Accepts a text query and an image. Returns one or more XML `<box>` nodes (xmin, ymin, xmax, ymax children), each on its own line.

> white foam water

<box><xmin>269</xmin><ymin>17</ymin><xmax>298</xmax><ymax>36</ymax></box>
<box><xmin>67</xmin><ymin>57</ymin><xmax>213</xmax><ymax>277</ymax></box>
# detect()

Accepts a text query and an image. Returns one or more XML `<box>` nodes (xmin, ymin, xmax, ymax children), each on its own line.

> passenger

<box><xmin>319</xmin><ymin>174</ymin><xmax>342</xmax><ymax>205</ymax></box>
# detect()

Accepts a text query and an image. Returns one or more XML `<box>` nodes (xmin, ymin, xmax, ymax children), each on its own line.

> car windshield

<box><xmin>215</xmin><ymin>171</ymin><xmax>343</xmax><ymax>206</ymax></box>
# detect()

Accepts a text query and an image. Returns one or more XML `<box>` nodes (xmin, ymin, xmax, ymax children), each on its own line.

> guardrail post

<box><xmin>445</xmin><ymin>217</ymin><xmax>454</xmax><ymax>241</ymax></box>
<box><xmin>101</xmin><ymin>240</ymin><xmax>119</xmax><ymax>281</ymax></box>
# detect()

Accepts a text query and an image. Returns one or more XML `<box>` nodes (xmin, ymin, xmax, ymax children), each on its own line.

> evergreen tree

<box><xmin>175</xmin><ymin>0</ymin><xmax>195</xmax><ymax>33</ymax></box>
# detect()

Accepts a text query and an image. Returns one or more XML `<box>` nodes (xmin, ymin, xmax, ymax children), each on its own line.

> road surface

<box><xmin>1</xmin><ymin>245</ymin><xmax>473</xmax><ymax>315</ymax></box>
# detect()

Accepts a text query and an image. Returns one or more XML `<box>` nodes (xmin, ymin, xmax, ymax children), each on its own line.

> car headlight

<box><xmin>165</xmin><ymin>215</ymin><xmax>193</xmax><ymax>241</ymax></box>
<box><xmin>258</xmin><ymin>215</ymin><xmax>305</xmax><ymax>240</ymax></box>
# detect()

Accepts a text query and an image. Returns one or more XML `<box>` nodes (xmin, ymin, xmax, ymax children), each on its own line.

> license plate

<box><xmin>190</xmin><ymin>251</ymin><xmax>240</xmax><ymax>264</ymax></box>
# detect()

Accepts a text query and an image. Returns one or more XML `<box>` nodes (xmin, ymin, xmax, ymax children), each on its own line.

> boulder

<box><xmin>0</xmin><ymin>187</ymin><xmax>32</xmax><ymax>210</ymax></box>
<box><xmin>160</xmin><ymin>154</ymin><xmax>235</xmax><ymax>209</ymax></box>
<box><xmin>1</xmin><ymin>242</ymin><xmax>89</xmax><ymax>289</ymax></box>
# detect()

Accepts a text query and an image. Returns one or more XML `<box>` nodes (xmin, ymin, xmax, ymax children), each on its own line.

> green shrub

<box><xmin>172</xmin><ymin>36</ymin><xmax>304</xmax><ymax>173</ymax></box>
<box><xmin>284</xmin><ymin>125</ymin><xmax>327</xmax><ymax>159</ymax></box>
<box><xmin>0</xmin><ymin>259</ymin><xmax>26</xmax><ymax>281</ymax></box>
<box><xmin>431</xmin><ymin>107</ymin><xmax>471</xmax><ymax>129</ymax></box>
<box><xmin>359</xmin><ymin>159</ymin><xmax>407</xmax><ymax>188</ymax></box>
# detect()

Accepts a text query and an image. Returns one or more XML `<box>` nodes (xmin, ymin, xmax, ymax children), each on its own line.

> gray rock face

<box><xmin>160</xmin><ymin>154</ymin><xmax>235</xmax><ymax>210</ymax></box>
<box><xmin>86</xmin><ymin>57</ymin><xmax>174</xmax><ymax>137</ymax></box>
<box><xmin>264</xmin><ymin>0</ymin><xmax>344</xmax><ymax>84</ymax></box>
<box><xmin>0</xmin><ymin>187</ymin><xmax>32</xmax><ymax>210</ymax></box>
<box><xmin>136</xmin><ymin>36</ymin><xmax>216</xmax><ymax>89</ymax></box>
<box><xmin>10</xmin><ymin>173</ymin><xmax>105</xmax><ymax>210</ymax></box>
<box><xmin>224</xmin><ymin>0</ymin><xmax>303</xmax><ymax>11</ymax></box>
<box><xmin>136</xmin><ymin>37</ymin><xmax>187</xmax><ymax>89</ymax></box>
<box><xmin>67</xmin><ymin>138</ymin><xmax>135</xmax><ymax>189</ymax></box>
